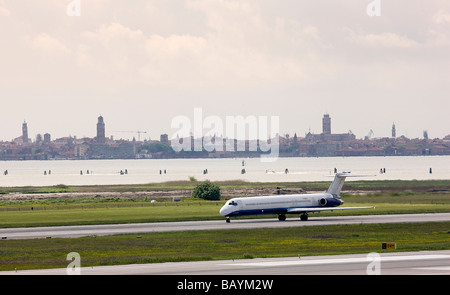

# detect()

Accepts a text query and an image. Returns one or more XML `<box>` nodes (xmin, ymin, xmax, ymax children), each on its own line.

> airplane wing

<box><xmin>287</xmin><ymin>206</ymin><xmax>374</xmax><ymax>213</ymax></box>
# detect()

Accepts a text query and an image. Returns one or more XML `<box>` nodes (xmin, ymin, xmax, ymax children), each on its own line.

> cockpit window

<box><xmin>229</xmin><ymin>201</ymin><xmax>238</xmax><ymax>206</ymax></box>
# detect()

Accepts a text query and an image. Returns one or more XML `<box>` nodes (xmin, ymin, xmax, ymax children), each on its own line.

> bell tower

<box><xmin>322</xmin><ymin>114</ymin><xmax>331</xmax><ymax>135</ymax></box>
<box><xmin>96</xmin><ymin>116</ymin><xmax>106</xmax><ymax>143</ymax></box>
<box><xmin>22</xmin><ymin>121</ymin><xmax>29</xmax><ymax>143</ymax></box>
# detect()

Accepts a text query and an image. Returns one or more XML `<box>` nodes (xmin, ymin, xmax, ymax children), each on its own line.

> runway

<box><xmin>1</xmin><ymin>213</ymin><xmax>450</xmax><ymax>240</ymax></box>
<box><xmin>3</xmin><ymin>250</ymin><xmax>450</xmax><ymax>275</ymax></box>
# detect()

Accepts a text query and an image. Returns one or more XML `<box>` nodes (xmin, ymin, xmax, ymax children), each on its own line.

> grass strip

<box><xmin>1</xmin><ymin>179</ymin><xmax>449</xmax><ymax>195</ymax></box>
<box><xmin>1</xmin><ymin>191</ymin><xmax>449</xmax><ymax>228</ymax></box>
<box><xmin>1</xmin><ymin>222</ymin><xmax>449</xmax><ymax>271</ymax></box>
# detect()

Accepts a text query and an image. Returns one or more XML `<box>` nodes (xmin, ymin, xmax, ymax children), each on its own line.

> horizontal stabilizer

<box><xmin>326</xmin><ymin>173</ymin><xmax>376</xmax><ymax>196</ymax></box>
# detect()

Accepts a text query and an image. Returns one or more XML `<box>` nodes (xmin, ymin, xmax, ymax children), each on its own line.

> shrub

<box><xmin>192</xmin><ymin>180</ymin><xmax>221</xmax><ymax>200</ymax></box>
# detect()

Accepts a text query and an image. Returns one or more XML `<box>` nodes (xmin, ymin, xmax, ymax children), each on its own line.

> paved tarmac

<box><xmin>2</xmin><ymin>250</ymin><xmax>450</xmax><ymax>275</ymax></box>
<box><xmin>1</xmin><ymin>213</ymin><xmax>450</xmax><ymax>240</ymax></box>
<box><xmin>1</xmin><ymin>213</ymin><xmax>450</xmax><ymax>276</ymax></box>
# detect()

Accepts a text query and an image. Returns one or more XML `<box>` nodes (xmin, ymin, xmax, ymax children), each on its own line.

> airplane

<box><xmin>219</xmin><ymin>172</ymin><xmax>374</xmax><ymax>223</ymax></box>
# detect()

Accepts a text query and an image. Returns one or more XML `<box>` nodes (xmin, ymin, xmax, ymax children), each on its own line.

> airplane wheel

<box><xmin>226</xmin><ymin>217</ymin><xmax>230</xmax><ymax>223</ymax></box>
<box><xmin>278</xmin><ymin>214</ymin><xmax>286</xmax><ymax>221</ymax></box>
<box><xmin>300</xmin><ymin>214</ymin><xmax>308</xmax><ymax>221</ymax></box>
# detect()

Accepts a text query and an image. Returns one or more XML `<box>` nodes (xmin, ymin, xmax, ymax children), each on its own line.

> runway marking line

<box><xmin>413</xmin><ymin>266</ymin><xmax>450</xmax><ymax>271</ymax></box>
<box><xmin>221</xmin><ymin>255</ymin><xmax>450</xmax><ymax>267</ymax></box>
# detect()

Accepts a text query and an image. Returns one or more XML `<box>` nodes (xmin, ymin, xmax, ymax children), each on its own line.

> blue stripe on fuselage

<box><xmin>227</xmin><ymin>206</ymin><xmax>338</xmax><ymax>217</ymax></box>
<box><xmin>227</xmin><ymin>207</ymin><xmax>289</xmax><ymax>217</ymax></box>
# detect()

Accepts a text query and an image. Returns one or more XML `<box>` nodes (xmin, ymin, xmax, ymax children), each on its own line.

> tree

<box><xmin>192</xmin><ymin>180</ymin><xmax>221</xmax><ymax>200</ymax></box>
<box><xmin>140</xmin><ymin>142</ymin><xmax>173</xmax><ymax>154</ymax></box>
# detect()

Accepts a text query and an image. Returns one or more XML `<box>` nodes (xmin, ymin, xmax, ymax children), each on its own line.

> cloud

<box><xmin>183</xmin><ymin>0</ymin><xmax>327</xmax><ymax>83</ymax></box>
<box><xmin>146</xmin><ymin>34</ymin><xmax>208</xmax><ymax>57</ymax></box>
<box><xmin>433</xmin><ymin>9</ymin><xmax>450</xmax><ymax>24</ymax></box>
<box><xmin>0</xmin><ymin>5</ymin><xmax>10</xmax><ymax>16</ymax></box>
<box><xmin>25</xmin><ymin>33</ymin><xmax>71</xmax><ymax>54</ymax></box>
<box><xmin>82</xmin><ymin>22</ymin><xmax>144</xmax><ymax>43</ymax></box>
<box><xmin>349</xmin><ymin>31</ymin><xmax>417</xmax><ymax>48</ymax></box>
<box><xmin>71</xmin><ymin>6</ymin><xmax>325</xmax><ymax>91</ymax></box>
<box><xmin>1</xmin><ymin>0</ymin><xmax>450</xmax><ymax>140</ymax></box>
<box><xmin>0</xmin><ymin>1</ymin><xmax>341</xmax><ymax>91</ymax></box>
<box><xmin>75</xmin><ymin>22</ymin><xmax>209</xmax><ymax>88</ymax></box>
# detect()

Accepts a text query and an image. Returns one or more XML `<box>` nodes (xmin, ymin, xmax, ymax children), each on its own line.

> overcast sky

<box><xmin>1</xmin><ymin>0</ymin><xmax>449</xmax><ymax>142</ymax></box>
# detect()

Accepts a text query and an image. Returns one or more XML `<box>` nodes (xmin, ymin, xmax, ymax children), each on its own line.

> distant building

<box><xmin>160</xmin><ymin>134</ymin><xmax>169</xmax><ymax>144</ymax></box>
<box><xmin>96</xmin><ymin>116</ymin><xmax>106</xmax><ymax>143</ymax></box>
<box><xmin>322</xmin><ymin>114</ymin><xmax>331</xmax><ymax>135</ymax></box>
<box><xmin>305</xmin><ymin>113</ymin><xmax>356</xmax><ymax>155</ymax></box>
<box><xmin>44</xmin><ymin>133</ymin><xmax>51</xmax><ymax>143</ymax></box>
<box><xmin>0</xmin><ymin>114</ymin><xmax>449</xmax><ymax>160</ymax></box>
<box><xmin>89</xmin><ymin>141</ymin><xmax>136</xmax><ymax>159</ymax></box>
<box><xmin>75</xmin><ymin>144</ymin><xmax>89</xmax><ymax>159</ymax></box>
<box><xmin>22</xmin><ymin>121</ymin><xmax>29</xmax><ymax>143</ymax></box>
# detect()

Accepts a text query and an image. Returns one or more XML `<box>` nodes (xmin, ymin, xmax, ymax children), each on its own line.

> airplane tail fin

<box><xmin>326</xmin><ymin>172</ymin><xmax>372</xmax><ymax>196</ymax></box>
<box><xmin>326</xmin><ymin>173</ymin><xmax>349</xmax><ymax>196</ymax></box>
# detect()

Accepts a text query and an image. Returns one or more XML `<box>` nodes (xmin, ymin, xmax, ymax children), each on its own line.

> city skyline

<box><xmin>1</xmin><ymin>1</ymin><xmax>450</xmax><ymax>141</ymax></box>
<box><xmin>2</xmin><ymin>113</ymin><xmax>449</xmax><ymax>161</ymax></box>
<box><xmin>6</xmin><ymin>113</ymin><xmax>448</xmax><ymax>144</ymax></box>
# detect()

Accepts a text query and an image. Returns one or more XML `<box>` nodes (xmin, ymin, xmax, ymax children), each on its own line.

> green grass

<box><xmin>1</xmin><ymin>179</ymin><xmax>449</xmax><ymax>194</ymax></box>
<box><xmin>0</xmin><ymin>191</ymin><xmax>449</xmax><ymax>228</ymax></box>
<box><xmin>0</xmin><ymin>179</ymin><xmax>449</xmax><ymax>271</ymax></box>
<box><xmin>0</xmin><ymin>201</ymin><xmax>224</xmax><ymax>228</ymax></box>
<box><xmin>1</xmin><ymin>222</ymin><xmax>449</xmax><ymax>271</ymax></box>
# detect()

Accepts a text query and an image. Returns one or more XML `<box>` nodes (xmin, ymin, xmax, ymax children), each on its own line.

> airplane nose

<box><xmin>219</xmin><ymin>206</ymin><xmax>227</xmax><ymax>216</ymax></box>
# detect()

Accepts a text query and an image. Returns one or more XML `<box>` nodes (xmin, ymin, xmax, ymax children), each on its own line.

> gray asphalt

<box><xmin>3</xmin><ymin>250</ymin><xmax>450</xmax><ymax>275</ymax></box>
<box><xmin>1</xmin><ymin>213</ymin><xmax>450</xmax><ymax>240</ymax></box>
<box><xmin>2</xmin><ymin>213</ymin><xmax>450</xmax><ymax>276</ymax></box>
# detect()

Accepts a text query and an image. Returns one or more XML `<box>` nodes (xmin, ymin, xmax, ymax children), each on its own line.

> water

<box><xmin>0</xmin><ymin>156</ymin><xmax>449</xmax><ymax>187</ymax></box>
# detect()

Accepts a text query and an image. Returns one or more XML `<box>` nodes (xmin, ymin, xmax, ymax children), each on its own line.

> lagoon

<box><xmin>0</xmin><ymin>156</ymin><xmax>449</xmax><ymax>187</ymax></box>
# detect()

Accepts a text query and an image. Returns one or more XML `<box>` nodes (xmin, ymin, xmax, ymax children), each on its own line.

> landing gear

<box><xmin>300</xmin><ymin>213</ymin><xmax>308</xmax><ymax>221</ymax></box>
<box><xmin>278</xmin><ymin>214</ymin><xmax>286</xmax><ymax>221</ymax></box>
<box><xmin>226</xmin><ymin>217</ymin><xmax>230</xmax><ymax>223</ymax></box>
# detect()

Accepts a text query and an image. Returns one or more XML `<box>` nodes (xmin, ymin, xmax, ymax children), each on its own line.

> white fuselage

<box><xmin>219</xmin><ymin>193</ymin><xmax>342</xmax><ymax>217</ymax></box>
<box><xmin>219</xmin><ymin>173</ymin><xmax>374</xmax><ymax>221</ymax></box>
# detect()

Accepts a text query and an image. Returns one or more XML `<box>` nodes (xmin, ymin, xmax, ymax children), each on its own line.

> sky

<box><xmin>1</xmin><ymin>0</ymin><xmax>449</xmax><ymax>142</ymax></box>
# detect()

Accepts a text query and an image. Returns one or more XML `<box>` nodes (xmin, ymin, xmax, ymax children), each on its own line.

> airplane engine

<box><xmin>319</xmin><ymin>198</ymin><xmax>327</xmax><ymax>206</ymax></box>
